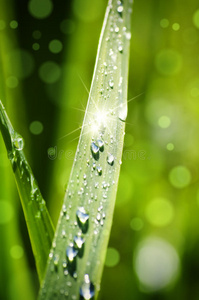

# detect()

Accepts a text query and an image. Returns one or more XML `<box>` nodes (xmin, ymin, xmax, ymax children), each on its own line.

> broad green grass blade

<box><xmin>39</xmin><ymin>0</ymin><xmax>132</xmax><ymax>299</ymax></box>
<box><xmin>0</xmin><ymin>101</ymin><xmax>54</xmax><ymax>282</ymax></box>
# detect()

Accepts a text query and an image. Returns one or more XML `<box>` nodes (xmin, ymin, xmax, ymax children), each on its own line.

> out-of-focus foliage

<box><xmin>0</xmin><ymin>0</ymin><xmax>199</xmax><ymax>299</ymax></box>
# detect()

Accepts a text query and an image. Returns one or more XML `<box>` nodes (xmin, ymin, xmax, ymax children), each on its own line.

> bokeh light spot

<box><xmin>49</xmin><ymin>39</ymin><xmax>63</xmax><ymax>54</ymax></box>
<box><xmin>105</xmin><ymin>247</ymin><xmax>120</xmax><ymax>267</ymax></box>
<box><xmin>169</xmin><ymin>166</ymin><xmax>191</xmax><ymax>189</ymax></box>
<box><xmin>172</xmin><ymin>23</ymin><xmax>180</xmax><ymax>31</ymax></box>
<box><xmin>0</xmin><ymin>200</ymin><xmax>14</xmax><ymax>224</ymax></box>
<box><xmin>60</xmin><ymin>19</ymin><xmax>75</xmax><ymax>35</ymax></box>
<box><xmin>167</xmin><ymin>143</ymin><xmax>174</xmax><ymax>151</ymax></box>
<box><xmin>130</xmin><ymin>218</ymin><xmax>143</xmax><ymax>231</ymax></box>
<box><xmin>134</xmin><ymin>237</ymin><xmax>180</xmax><ymax>292</ymax></box>
<box><xmin>155</xmin><ymin>49</ymin><xmax>182</xmax><ymax>76</ymax></box>
<box><xmin>29</xmin><ymin>121</ymin><xmax>43</xmax><ymax>135</ymax></box>
<box><xmin>10</xmin><ymin>245</ymin><xmax>24</xmax><ymax>259</ymax></box>
<box><xmin>193</xmin><ymin>9</ymin><xmax>199</xmax><ymax>29</ymax></box>
<box><xmin>32</xmin><ymin>43</ymin><xmax>40</xmax><ymax>51</ymax></box>
<box><xmin>10</xmin><ymin>20</ymin><xmax>18</xmax><ymax>29</ymax></box>
<box><xmin>145</xmin><ymin>198</ymin><xmax>174</xmax><ymax>227</ymax></box>
<box><xmin>32</xmin><ymin>30</ymin><xmax>42</xmax><ymax>39</ymax></box>
<box><xmin>158</xmin><ymin>115</ymin><xmax>171</xmax><ymax>128</ymax></box>
<box><xmin>28</xmin><ymin>0</ymin><xmax>53</xmax><ymax>19</ymax></box>
<box><xmin>72</xmin><ymin>0</ymin><xmax>104</xmax><ymax>22</ymax></box>
<box><xmin>39</xmin><ymin>61</ymin><xmax>61</xmax><ymax>84</ymax></box>
<box><xmin>160</xmin><ymin>18</ymin><xmax>169</xmax><ymax>28</ymax></box>
<box><xmin>6</xmin><ymin>76</ymin><xmax>19</xmax><ymax>89</ymax></box>
<box><xmin>6</xmin><ymin>49</ymin><xmax>34</xmax><ymax>79</ymax></box>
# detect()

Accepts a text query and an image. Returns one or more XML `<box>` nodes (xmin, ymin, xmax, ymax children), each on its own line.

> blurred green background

<box><xmin>0</xmin><ymin>0</ymin><xmax>199</xmax><ymax>299</ymax></box>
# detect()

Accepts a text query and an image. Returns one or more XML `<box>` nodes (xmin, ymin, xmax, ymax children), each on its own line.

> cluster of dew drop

<box><xmin>5</xmin><ymin>128</ymin><xmax>49</xmax><ymax>222</ymax></box>
<box><xmin>47</xmin><ymin>133</ymin><xmax>116</xmax><ymax>298</ymax></box>
<box><xmin>97</xmin><ymin>0</ymin><xmax>132</xmax><ymax>125</ymax></box>
<box><xmin>40</xmin><ymin>0</ymin><xmax>132</xmax><ymax>299</ymax></box>
<box><xmin>48</xmin><ymin>201</ymin><xmax>94</xmax><ymax>299</ymax></box>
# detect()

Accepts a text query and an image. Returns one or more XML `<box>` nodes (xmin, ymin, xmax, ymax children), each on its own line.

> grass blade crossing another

<box><xmin>0</xmin><ymin>101</ymin><xmax>54</xmax><ymax>282</ymax></box>
<box><xmin>39</xmin><ymin>0</ymin><xmax>133</xmax><ymax>299</ymax></box>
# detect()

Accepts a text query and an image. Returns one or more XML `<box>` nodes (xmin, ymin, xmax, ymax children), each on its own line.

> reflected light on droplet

<box><xmin>133</xmin><ymin>237</ymin><xmax>180</xmax><ymax>293</ymax></box>
<box><xmin>90</xmin><ymin>109</ymin><xmax>107</xmax><ymax>133</ymax></box>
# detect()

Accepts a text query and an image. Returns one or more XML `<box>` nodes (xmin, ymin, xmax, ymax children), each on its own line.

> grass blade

<box><xmin>39</xmin><ymin>0</ymin><xmax>132</xmax><ymax>298</ymax></box>
<box><xmin>0</xmin><ymin>101</ymin><xmax>54</xmax><ymax>282</ymax></box>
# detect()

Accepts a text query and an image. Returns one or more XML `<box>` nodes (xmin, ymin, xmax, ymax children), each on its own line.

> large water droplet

<box><xmin>117</xmin><ymin>5</ymin><xmax>123</xmax><ymax>16</ymax></box>
<box><xmin>74</xmin><ymin>235</ymin><xmax>85</xmax><ymax>250</ymax></box>
<box><xmin>80</xmin><ymin>274</ymin><xmax>95</xmax><ymax>300</ymax></box>
<box><xmin>74</xmin><ymin>235</ymin><xmax>85</xmax><ymax>258</ymax></box>
<box><xmin>96</xmin><ymin>139</ymin><xmax>104</xmax><ymax>152</ymax></box>
<box><xmin>66</xmin><ymin>244</ymin><xmax>78</xmax><ymax>276</ymax></box>
<box><xmin>90</xmin><ymin>142</ymin><xmax>99</xmax><ymax>160</ymax></box>
<box><xmin>13</xmin><ymin>134</ymin><xmax>24</xmax><ymax>150</ymax></box>
<box><xmin>76</xmin><ymin>207</ymin><xmax>89</xmax><ymax>233</ymax></box>
<box><xmin>66</xmin><ymin>245</ymin><xmax>78</xmax><ymax>262</ymax></box>
<box><xmin>118</xmin><ymin>103</ymin><xmax>127</xmax><ymax>121</ymax></box>
<box><xmin>118</xmin><ymin>88</ymin><xmax>127</xmax><ymax>122</ymax></box>
<box><xmin>107</xmin><ymin>154</ymin><xmax>114</xmax><ymax>166</ymax></box>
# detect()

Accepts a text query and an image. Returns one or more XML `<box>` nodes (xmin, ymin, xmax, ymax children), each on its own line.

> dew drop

<box><xmin>96</xmin><ymin>139</ymin><xmax>104</xmax><ymax>152</ymax></box>
<box><xmin>74</xmin><ymin>235</ymin><xmax>85</xmax><ymax>250</ymax></box>
<box><xmin>80</xmin><ymin>274</ymin><xmax>95</xmax><ymax>300</ymax></box>
<box><xmin>118</xmin><ymin>45</ymin><xmax>123</xmax><ymax>53</ymax></box>
<box><xmin>62</xmin><ymin>204</ymin><xmax>67</xmax><ymax>214</ymax></box>
<box><xmin>109</xmin><ymin>80</ymin><xmax>114</xmax><ymax>89</ymax></box>
<box><xmin>13</xmin><ymin>134</ymin><xmax>24</xmax><ymax>150</ymax></box>
<box><xmin>125</xmin><ymin>32</ymin><xmax>131</xmax><ymax>40</ymax></box>
<box><xmin>53</xmin><ymin>254</ymin><xmax>59</xmax><ymax>271</ymax></box>
<box><xmin>90</xmin><ymin>142</ymin><xmax>99</xmax><ymax>160</ymax></box>
<box><xmin>118</xmin><ymin>103</ymin><xmax>127</xmax><ymax>122</ymax></box>
<box><xmin>66</xmin><ymin>245</ymin><xmax>78</xmax><ymax>262</ymax></box>
<box><xmin>66</xmin><ymin>244</ymin><xmax>78</xmax><ymax>276</ymax></box>
<box><xmin>96</xmin><ymin>213</ymin><xmax>101</xmax><ymax>221</ymax></box>
<box><xmin>97</xmin><ymin>166</ymin><xmax>102</xmax><ymax>176</ymax></box>
<box><xmin>107</xmin><ymin>154</ymin><xmax>114</xmax><ymax>166</ymax></box>
<box><xmin>117</xmin><ymin>5</ymin><xmax>123</xmax><ymax>15</ymax></box>
<box><xmin>76</xmin><ymin>207</ymin><xmax>89</xmax><ymax>233</ymax></box>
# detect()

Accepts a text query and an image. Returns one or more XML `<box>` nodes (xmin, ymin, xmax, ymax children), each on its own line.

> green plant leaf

<box><xmin>38</xmin><ymin>0</ymin><xmax>132</xmax><ymax>299</ymax></box>
<box><xmin>0</xmin><ymin>100</ymin><xmax>54</xmax><ymax>282</ymax></box>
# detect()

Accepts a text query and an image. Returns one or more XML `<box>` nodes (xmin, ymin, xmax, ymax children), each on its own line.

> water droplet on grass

<box><xmin>76</xmin><ymin>207</ymin><xmax>89</xmax><ymax>233</ymax></box>
<box><xmin>97</xmin><ymin>166</ymin><xmax>102</xmax><ymax>175</ymax></box>
<box><xmin>118</xmin><ymin>103</ymin><xmax>127</xmax><ymax>121</ymax></box>
<box><xmin>96</xmin><ymin>139</ymin><xmax>104</xmax><ymax>152</ymax></box>
<box><xmin>53</xmin><ymin>254</ymin><xmax>59</xmax><ymax>271</ymax></box>
<box><xmin>13</xmin><ymin>134</ymin><xmax>24</xmax><ymax>150</ymax></box>
<box><xmin>117</xmin><ymin>5</ymin><xmax>123</xmax><ymax>16</ymax></box>
<box><xmin>80</xmin><ymin>274</ymin><xmax>95</xmax><ymax>300</ymax></box>
<box><xmin>66</xmin><ymin>244</ymin><xmax>78</xmax><ymax>276</ymax></box>
<box><xmin>66</xmin><ymin>245</ymin><xmax>78</xmax><ymax>262</ymax></box>
<box><xmin>109</xmin><ymin>79</ymin><xmax>114</xmax><ymax>88</ymax></box>
<box><xmin>74</xmin><ymin>235</ymin><xmax>85</xmax><ymax>250</ymax></box>
<box><xmin>90</xmin><ymin>142</ymin><xmax>99</xmax><ymax>160</ymax></box>
<box><xmin>107</xmin><ymin>154</ymin><xmax>114</xmax><ymax>166</ymax></box>
<box><xmin>118</xmin><ymin>45</ymin><xmax>123</xmax><ymax>53</ymax></box>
